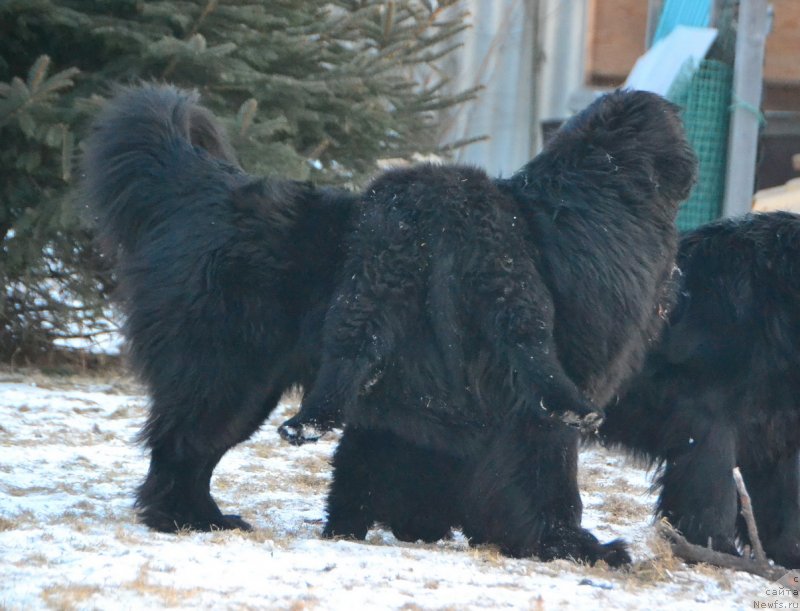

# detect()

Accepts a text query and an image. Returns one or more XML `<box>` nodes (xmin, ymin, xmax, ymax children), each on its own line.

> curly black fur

<box><xmin>601</xmin><ymin>211</ymin><xmax>800</xmax><ymax>568</ymax></box>
<box><xmin>81</xmin><ymin>84</ymin><xmax>356</xmax><ymax>532</ymax></box>
<box><xmin>283</xmin><ymin>90</ymin><xmax>697</xmax><ymax>565</ymax></box>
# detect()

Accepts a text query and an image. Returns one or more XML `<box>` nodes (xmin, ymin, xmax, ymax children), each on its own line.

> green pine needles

<box><xmin>0</xmin><ymin>0</ymin><xmax>476</xmax><ymax>362</ymax></box>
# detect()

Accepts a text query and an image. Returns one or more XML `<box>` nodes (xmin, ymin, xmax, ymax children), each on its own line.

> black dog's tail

<box><xmin>81</xmin><ymin>84</ymin><xmax>242</xmax><ymax>254</ymax></box>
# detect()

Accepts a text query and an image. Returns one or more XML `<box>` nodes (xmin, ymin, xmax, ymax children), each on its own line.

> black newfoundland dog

<box><xmin>83</xmin><ymin>85</ymin><xmax>696</xmax><ymax>566</ymax></box>
<box><xmin>600</xmin><ymin>211</ymin><xmax>800</xmax><ymax>568</ymax></box>
<box><xmin>82</xmin><ymin>84</ymin><xmax>357</xmax><ymax>532</ymax></box>
<box><xmin>279</xmin><ymin>91</ymin><xmax>696</xmax><ymax>565</ymax></box>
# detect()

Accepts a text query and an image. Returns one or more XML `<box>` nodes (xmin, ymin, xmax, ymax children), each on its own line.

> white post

<box><xmin>721</xmin><ymin>0</ymin><xmax>770</xmax><ymax>217</ymax></box>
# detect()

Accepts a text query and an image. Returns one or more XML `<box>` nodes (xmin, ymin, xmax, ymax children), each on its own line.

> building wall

<box><xmin>439</xmin><ymin>0</ymin><xmax>591</xmax><ymax>177</ymax></box>
<box><xmin>584</xmin><ymin>0</ymin><xmax>800</xmax><ymax>110</ymax></box>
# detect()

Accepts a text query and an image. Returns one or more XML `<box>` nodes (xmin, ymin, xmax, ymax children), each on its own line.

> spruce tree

<box><xmin>0</xmin><ymin>0</ymin><xmax>476</xmax><ymax>361</ymax></box>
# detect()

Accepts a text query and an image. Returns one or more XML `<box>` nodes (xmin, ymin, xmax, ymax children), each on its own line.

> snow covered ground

<box><xmin>0</xmin><ymin>368</ymin><xmax>789</xmax><ymax>610</ymax></box>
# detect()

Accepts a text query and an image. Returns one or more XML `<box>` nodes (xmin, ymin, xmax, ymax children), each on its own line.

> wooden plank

<box><xmin>646</xmin><ymin>0</ymin><xmax>665</xmax><ymax>48</ymax></box>
<box><xmin>722</xmin><ymin>0</ymin><xmax>770</xmax><ymax>217</ymax></box>
<box><xmin>584</xmin><ymin>0</ymin><xmax>648</xmax><ymax>86</ymax></box>
<box><xmin>752</xmin><ymin>178</ymin><xmax>800</xmax><ymax>213</ymax></box>
<box><xmin>764</xmin><ymin>0</ymin><xmax>800</xmax><ymax>84</ymax></box>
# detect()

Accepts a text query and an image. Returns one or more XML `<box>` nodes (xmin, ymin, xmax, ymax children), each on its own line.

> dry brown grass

<box><xmin>467</xmin><ymin>544</ymin><xmax>507</xmax><ymax>567</ymax></box>
<box><xmin>241</xmin><ymin>524</ymin><xmax>285</xmax><ymax>546</ymax></box>
<box><xmin>0</xmin><ymin>362</ymin><xmax>143</xmax><ymax>395</ymax></box>
<box><xmin>611</xmin><ymin>476</ymin><xmax>637</xmax><ymax>494</ymax></box>
<box><xmin>626</xmin><ymin>534</ymin><xmax>683</xmax><ymax>585</ymax></box>
<box><xmin>599</xmin><ymin>494</ymin><xmax>646</xmax><ymax>523</ymax></box>
<box><xmin>578</xmin><ymin>465</ymin><xmax>608</xmax><ymax>493</ymax></box>
<box><xmin>15</xmin><ymin>552</ymin><xmax>50</xmax><ymax>568</ymax></box>
<box><xmin>694</xmin><ymin>561</ymin><xmax>734</xmax><ymax>590</ymax></box>
<box><xmin>121</xmin><ymin>562</ymin><xmax>205</xmax><ymax>607</ymax></box>
<box><xmin>114</xmin><ymin>526</ymin><xmax>145</xmax><ymax>546</ymax></box>
<box><xmin>6</xmin><ymin>485</ymin><xmax>51</xmax><ymax>497</ymax></box>
<box><xmin>295</xmin><ymin>454</ymin><xmax>331</xmax><ymax>475</ymax></box>
<box><xmin>108</xmin><ymin>404</ymin><xmax>139</xmax><ymax>419</ymax></box>
<box><xmin>6</xmin><ymin>510</ymin><xmax>38</xmax><ymax>529</ymax></box>
<box><xmin>71</xmin><ymin>405</ymin><xmax>103</xmax><ymax>416</ymax></box>
<box><xmin>41</xmin><ymin>584</ymin><xmax>103</xmax><ymax>610</ymax></box>
<box><xmin>291</xmin><ymin>471</ymin><xmax>327</xmax><ymax>493</ymax></box>
<box><xmin>248</xmin><ymin>443</ymin><xmax>278</xmax><ymax>460</ymax></box>
<box><xmin>285</xmin><ymin>596</ymin><xmax>322</xmax><ymax>610</ymax></box>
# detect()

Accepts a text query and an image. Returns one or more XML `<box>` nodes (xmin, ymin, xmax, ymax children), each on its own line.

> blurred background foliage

<box><xmin>0</xmin><ymin>0</ymin><xmax>476</xmax><ymax>363</ymax></box>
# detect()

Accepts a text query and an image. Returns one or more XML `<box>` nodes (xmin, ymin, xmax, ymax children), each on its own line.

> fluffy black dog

<box><xmin>82</xmin><ymin>84</ymin><xmax>603</xmax><ymax>537</ymax></box>
<box><xmin>82</xmin><ymin>84</ymin><xmax>357</xmax><ymax>532</ymax></box>
<box><xmin>600</xmin><ymin>211</ymin><xmax>800</xmax><ymax>568</ymax></box>
<box><xmin>280</xmin><ymin>90</ymin><xmax>697</xmax><ymax>565</ymax></box>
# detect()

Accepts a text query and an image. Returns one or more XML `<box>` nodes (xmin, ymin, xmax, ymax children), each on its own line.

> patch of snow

<box><xmin>0</xmin><ymin>372</ymin><xmax>780</xmax><ymax>609</ymax></box>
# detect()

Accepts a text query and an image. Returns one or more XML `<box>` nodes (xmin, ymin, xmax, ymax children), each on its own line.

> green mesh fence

<box><xmin>667</xmin><ymin>59</ymin><xmax>733</xmax><ymax>231</ymax></box>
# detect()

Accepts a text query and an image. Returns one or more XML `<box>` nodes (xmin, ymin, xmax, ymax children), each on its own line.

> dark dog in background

<box><xmin>601</xmin><ymin>211</ymin><xmax>800</xmax><ymax>568</ymax></box>
<box><xmin>280</xmin><ymin>90</ymin><xmax>697</xmax><ymax>565</ymax></box>
<box><xmin>82</xmin><ymin>84</ymin><xmax>357</xmax><ymax>532</ymax></box>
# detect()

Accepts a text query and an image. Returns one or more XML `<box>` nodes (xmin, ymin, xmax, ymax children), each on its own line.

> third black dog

<box><xmin>601</xmin><ymin>211</ymin><xmax>800</xmax><ymax>568</ymax></box>
<box><xmin>281</xmin><ymin>90</ymin><xmax>697</xmax><ymax>565</ymax></box>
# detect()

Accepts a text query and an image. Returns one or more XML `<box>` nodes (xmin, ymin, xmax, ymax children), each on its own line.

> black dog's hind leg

<box><xmin>655</xmin><ymin>420</ymin><xmax>739</xmax><ymax>554</ymax></box>
<box><xmin>460</xmin><ymin>414</ymin><xmax>630</xmax><ymax>566</ymax></box>
<box><xmin>323</xmin><ymin>427</ymin><xmax>378</xmax><ymax>540</ymax></box>
<box><xmin>136</xmin><ymin>383</ymin><xmax>282</xmax><ymax>532</ymax></box>
<box><xmin>324</xmin><ymin>427</ymin><xmax>457</xmax><ymax>543</ymax></box>
<box><xmin>740</xmin><ymin>450</ymin><xmax>800</xmax><ymax>568</ymax></box>
<box><xmin>371</xmin><ymin>430</ymin><xmax>459</xmax><ymax>544</ymax></box>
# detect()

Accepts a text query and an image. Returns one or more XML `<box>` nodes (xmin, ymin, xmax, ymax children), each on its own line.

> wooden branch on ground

<box><xmin>733</xmin><ymin>466</ymin><xmax>767</xmax><ymax>564</ymax></box>
<box><xmin>657</xmin><ymin>466</ymin><xmax>788</xmax><ymax>582</ymax></box>
<box><xmin>656</xmin><ymin>520</ymin><xmax>786</xmax><ymax>582</ymax></box>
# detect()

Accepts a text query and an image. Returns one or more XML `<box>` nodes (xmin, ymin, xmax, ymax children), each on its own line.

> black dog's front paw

<box><xmin>596</xmin><ymin>538</ymin><xmax>632</xmax><ymax>568</ymax></box>
<box><xmin>539</xmin><ymin>397</ymin><xmax>604</xmax><ymax>433</ymax></box>
<box><xmin>559</xmin><ymin>408</ymin><xmax>605</xmax><ymax>434</ymax></box>
<box><xmin>217</xmin><ymin>514</ymin><xmax>254</xmax><ymax>532</ymax></box>
<box><xmin>278</xmin><ymin>417</ymin><xmax>328</xmax><ymax>445</ymax></box>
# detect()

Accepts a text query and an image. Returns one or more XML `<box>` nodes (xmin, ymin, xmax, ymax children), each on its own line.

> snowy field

<box><xmin>0</xmin><ymin>367</ymin><xmax>789</xmax><ymax>610</ymax></box>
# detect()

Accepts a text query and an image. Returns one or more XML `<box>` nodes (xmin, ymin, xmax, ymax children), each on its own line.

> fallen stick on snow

<box><xmin>656</xmin><ymin>466</ymin><xmax>789</xmax><ymax>582</ymax></box>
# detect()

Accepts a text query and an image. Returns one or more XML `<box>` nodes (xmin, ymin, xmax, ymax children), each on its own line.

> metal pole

<box><xmin>528</xmin><ymin>0</ymin><xmax>543</xmax><ymax>155</ymax></box>
<box><xmin>721</xmin><ymin>0</ymin><xmax>770</xmax><ymax>217</ymax></box>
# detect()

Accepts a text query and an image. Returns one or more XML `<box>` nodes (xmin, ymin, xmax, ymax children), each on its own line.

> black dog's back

<box><xmin>284</xmin><ymin>90</ymin><xmax>695</xmax><ymax>446</ymax></box>
<box><xmin>284</xmin><ymin>161</ymin><xmax>603</xmax><ymax>452</ymax></box>
<box><xmin>664</xmin><ymin>211</ymin><xmax>800</xmax><ymax>373</ymax></box>
<box><xmin>286</xmin><ymin>90</ymin><xmax>695</xmax><ymax>566</ymax></box>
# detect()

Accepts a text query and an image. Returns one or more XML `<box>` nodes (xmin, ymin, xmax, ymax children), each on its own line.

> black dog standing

<box><xmin>282</xmin><ymin>90</ymin><xmax>697</xmax><ymax>565</ymax></box>
<box><xmin>82</xmin><ymin>85</ymin><xmax>357</xmax><ymax>532</ymax></box>
<box><xmin>601</xmin><ymin>211</ymin><xmax>800</xmax><ymax>568</ymax></box>
<box><xmin>83</xmin><ymin>85</ymin><xmax>698</xmax><ymax>566</ymax></box>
